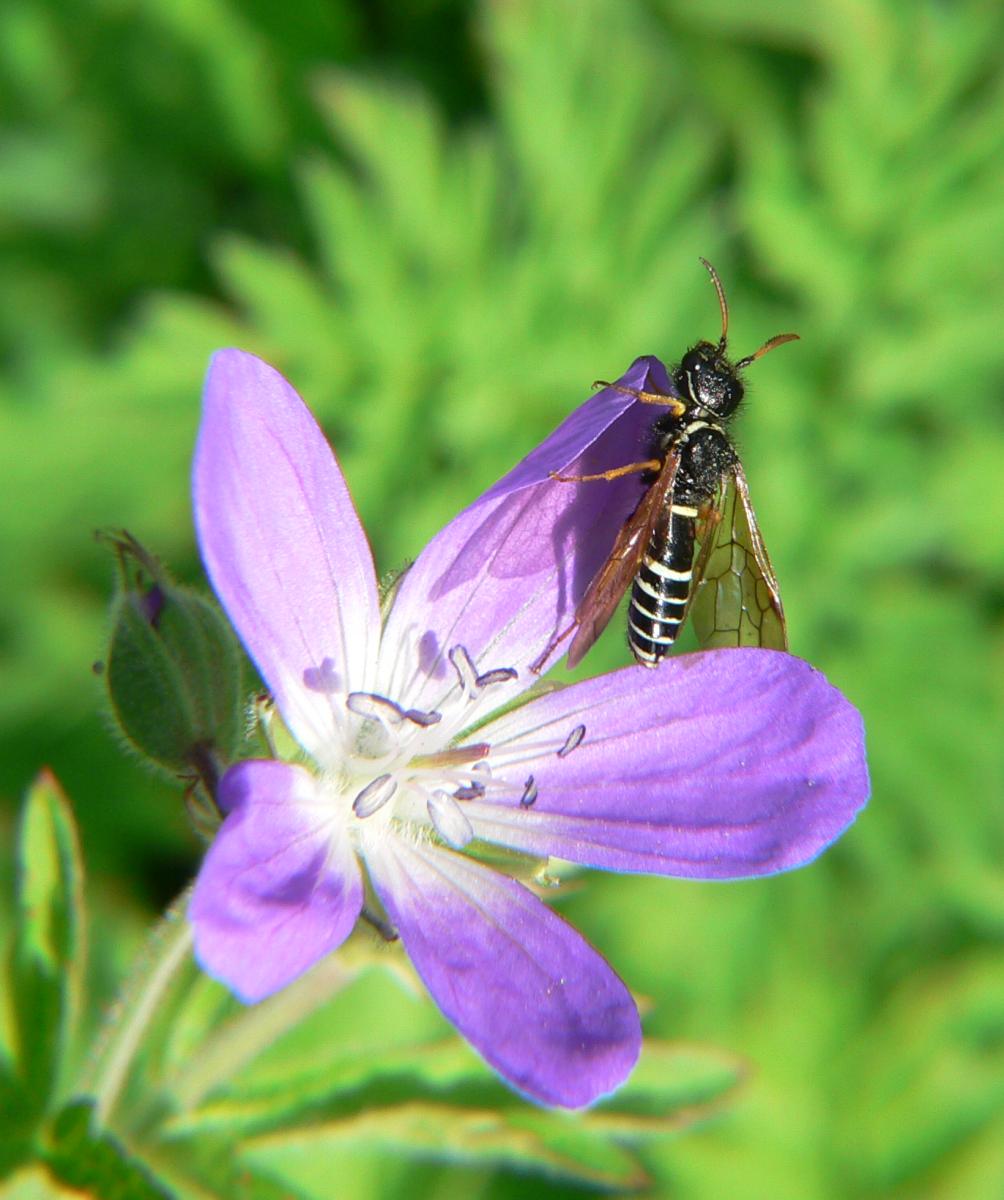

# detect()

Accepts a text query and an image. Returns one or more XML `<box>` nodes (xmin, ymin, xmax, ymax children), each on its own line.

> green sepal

<box><xmin>102</xmin><ymin>531</ymin><xmax>244</xmax><ymax>782</ymax></box>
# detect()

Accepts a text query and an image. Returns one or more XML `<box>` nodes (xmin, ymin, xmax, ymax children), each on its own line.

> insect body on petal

<box><xmin>536</xmin><ymin>259</ymin><xmax>797</xmax><ymax>672</ymax></box>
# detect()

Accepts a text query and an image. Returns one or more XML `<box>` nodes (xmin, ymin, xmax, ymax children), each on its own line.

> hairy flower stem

<box><xmin>169</xmin><ymin>955</ymin><xmax>359</xmax><ymax>1110</ymax></box>
<box><xmin>85</xmin><ymin>889</ymin><xmax>195</xmax><ymax>1126</ymax></box>
<box><xmin>84</xmin><ymin>885</ymin><xmax>361</xmax><ymax>1126</ymax></box>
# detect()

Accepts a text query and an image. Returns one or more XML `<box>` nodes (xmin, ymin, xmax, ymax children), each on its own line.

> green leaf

<box><xmin>242</xmin><ymin>1102</ymin><xmax>643</xmax><ymax>1194</ymax></box>
<box><xmin>10</xmin><ymin>771</ymin><xmax>85</xmax><ymax>1121</ymax></box>
<box><xmin>0</xmin><ymin>1059</ymin><xmax>35</xmax><ymax>1178</ymax></box>
<box><xmin>232</xmin><ymin>1038</ymin><xmax>742</xmax><ymax>1192</ymax></box>
<box><xmin>161</xmin><ymin>973</ymin><xmax>741</xmax><ymax>1191</ymax></box>
<box><xmin>43</xmin><ymin>1101</ymin><xmax>173</xmax><ymax>1200</ymax></box>
<box><xmin>122</xmin><ymin>1131</ymin><xmax>318</xmax><ymax>1200</ymax></box>
<box><xmin>0</xmin><ymin>1164</ymin><xmax>97</xmax><ymax>1200</ymax></box>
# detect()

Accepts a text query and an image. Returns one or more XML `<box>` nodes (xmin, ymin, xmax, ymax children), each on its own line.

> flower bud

<box><xmin>100</xmin><ymin>531</ymin><xmax>244</xmax><ymax>789</ymax></box>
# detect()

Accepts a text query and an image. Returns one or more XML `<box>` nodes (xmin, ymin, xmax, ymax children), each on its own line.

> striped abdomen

<box><xmin>628</xmin><ymin>502</ymin><xmax>697</xmax><ymax>667</ymax></box>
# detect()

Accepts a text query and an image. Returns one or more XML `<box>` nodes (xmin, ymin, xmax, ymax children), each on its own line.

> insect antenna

<box><xmin>735</xmin><ymin>331</ymin><xmax>800</xmax><ymax>369</ymax></box>
<box><xmin>698</xmin><ymin>256</ymin><xmax>729</xmax><ymax>351</ymax></box>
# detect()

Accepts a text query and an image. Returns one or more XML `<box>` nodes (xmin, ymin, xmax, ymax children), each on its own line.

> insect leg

<box><xmin>549</xmin><ymin>458</ymin><xmax>662</xmax><ymax>484</ymax></box>
<box><xmin>530</xmin><ymin>619</ymin><xmax>576</xmax><ymax>674</ymax></box>
<box><xmin>592</xmin><ymin>380</ymin><xmax>687</xmax><ymax>415</ymax></box>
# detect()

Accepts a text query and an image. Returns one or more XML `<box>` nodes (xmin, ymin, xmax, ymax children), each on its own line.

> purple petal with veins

<box><xmin>194</xmin><ymin>350</ymin><xmax>381</xmax><ymax>758</ymax></box>
<box><xmin>365</xmin><ymin>835</ymin><xmax>641</xmax><ymax>1108</ymax></box>
<box><xmin>377</xmin><ymin>357</ymin><xmax>676</xmax><ymax>711</ymax></box>
<box><xmin>480</xmin><ymin>355</ymin><xmax>678</xmax><ymax>500</ymax></box>
<box><xmin>465</xmin><ymin>649</ymin><xmax>869</xmax><ymax>877</ymax></box>
<box><xmin>190</xmin><ymin>760</ymin><xmax>364</xmax><ymax>1002</ymax></box>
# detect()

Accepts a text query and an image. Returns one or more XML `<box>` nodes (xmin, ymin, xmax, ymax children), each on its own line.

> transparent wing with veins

<box><xmin>688</xmin><ymin>463</ymin><xmax>787</xmax><ymax>650</ymax></box>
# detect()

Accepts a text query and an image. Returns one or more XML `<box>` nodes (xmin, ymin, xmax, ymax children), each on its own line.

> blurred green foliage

<box><xmin>1</xmin><ymin>0</ymin><xmax>1002</xmax><ymax>1195</ymax></box>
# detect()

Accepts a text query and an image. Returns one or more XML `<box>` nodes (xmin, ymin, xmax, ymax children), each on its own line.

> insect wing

<box><xmin>688</xmin><ymin>463</ymin><xmax>788</xmax><ymax>650</ymax></box>
<box><xmin>566</xmin><ymin>449</ymin><xmax>681</xmax><ymax>669</ymax></box>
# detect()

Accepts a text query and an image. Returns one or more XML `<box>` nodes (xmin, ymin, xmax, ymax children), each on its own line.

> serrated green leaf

<box><xmin>127</xmin><ymin>1133</ymin><xmax>302</xmax><ymax>1200</ymax></box>
<box><xmin>232</xmin><ymin>1037</ymin><xmax>741</xmax><ymax>1192</ymax></box>
<box><xmin>243</xmin><ymin>1101</ymin><xmax>643</xmax><ymax>1193</ymax></box>
<box><xmin>10</xmin><ymin>771</ymin><xmax>85</xmax><ymax>1120</ymax></box>
<box><xmin>43</xmin><ymin>1101</ymin><xmax>173</xmax><ymax>1200</ymax></box>
<box><xmin>602</xmin><ymin>1039</ymin><xmax>746</xmax><ymax>1119</ymax></box>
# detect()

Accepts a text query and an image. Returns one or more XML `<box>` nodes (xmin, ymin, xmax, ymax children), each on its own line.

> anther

<box><xmin>352</xmin><ymin>773</ymin><xmax>398</xmax><ymax>818</ymax></box>
<box><xmin>520</xmin><ymin>775</ymin><xmax>538</xmax><ymax>808</ymax></box>
<box><xmin>403</xmin><ymin>707</ymin><xmax>442</xmax><ymax>727</ymax></box>
<box><xmin>557</xmin><ymin>724</ymin><xmax>586</xmax><ymax>758</ymax></box>
<box><xmin>427</xmin><ymin>790</ymin><xmax>474</xmax><ymax>848</ymax></box>
<box><xmin>453</xmin><ymin>781</ymin><xmax>486</xmax><ymax>801</ymax></box>
<box><xmin>475</xmin><ymin>666</ymin><xmax>518</xmax><ymax>689</ymax></box>
<box><xmin>448</xmin><ymin>645</ymin><xmax>480</xmax><ymax>694</ymax></box>
<box><xmin>346</xmin><ymin>692</ymin><xmax>405</xmax><ymax>725</ymax></box>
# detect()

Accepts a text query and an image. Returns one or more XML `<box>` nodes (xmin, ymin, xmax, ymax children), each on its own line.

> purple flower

<box><xmin>189</xmin><ymin>349</ymin><xmax>868</xmax><ymax>1108</ymax></box>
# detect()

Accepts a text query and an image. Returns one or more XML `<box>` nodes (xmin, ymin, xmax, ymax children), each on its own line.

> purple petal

<box><xmin>465</xmin><ymin>649</ymin><xmax>868</xmax><ymax>878</ymax></box>
<box><xmin>365</xmin><ymin>835</ymin><xmax>641</xmax><ymax>1108</ymax></box>
<box><xmin>480</xmin><ymin>355</ymin><xmax>677</xmax><ymax>500</ymax></box>
<box><xmin>379</xmin><ymin>356</ymin><xmax>676</xmax><ymax>708</ymax></box>
<box><xmin>190</xmin><ymin>760</ymin><xmax>363</xmax><ymax>1002</ymax></box>
<box><xmin>194</xmin><ymin>350</ymin><xmax>381</xmax><ymax>757</ymax></box>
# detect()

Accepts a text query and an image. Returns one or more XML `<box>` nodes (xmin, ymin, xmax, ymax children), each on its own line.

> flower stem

<box><xmin>170</xmin><ymin>954</ymin><xmax>359</xmax><ymax>1111</ymax></box>
<box><xmin>85</xmin><ymin>888</ymin><xmax>194</xmax><ymax>1126</ymax></box>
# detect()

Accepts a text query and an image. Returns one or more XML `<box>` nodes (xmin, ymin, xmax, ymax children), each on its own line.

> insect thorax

<box><xmin>652</xmin><ymin>418</ymin><xmax>736</xmax><ymax>506</ymax></box>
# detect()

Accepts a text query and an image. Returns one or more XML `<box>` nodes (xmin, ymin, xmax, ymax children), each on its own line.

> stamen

<box><xmin>346</xmin><ymin>692</ymin><xmax>405</xmax><ymax>725</ymax></box>
<box><xmin>427</xmin><ymin>790</ymin><xmax>474</xmax><ymax>848</ymax></box>
<box><xmin>449</xmin><ymin>644</ymin><xmax>480</xmax><ymax>694</ymax></box>
<box><xmin>352</xmin><ymin>773</ymin><xmax>397</xmax><ymax>818</ymax></box>
<box><xmin>475</xmin><ymin>666</ymin><xmax>518</xmax><ymax>688</ymax></box>
<box><xmin>520</xmin><ymin>775</ymin><xmax>538</xmax><ymax>808</ymax></box>
<box><xmin>558</xmin><ymin>724</ymin><xmax>586</xmax><ymax>758</ymax></box>
<box><xmin>453</xmin><ymin>781</ymin><xmax>486</xmax><ymax>801</ymax></box>
<box><xmin>403</xmin><ymin>707</ymin><xmax>442</xmax><ymax>727</ymax></box>
<box><xmin>413</xmin><ymin>742</ymin><xmax>491</xmax><ymax>770</ymax></box>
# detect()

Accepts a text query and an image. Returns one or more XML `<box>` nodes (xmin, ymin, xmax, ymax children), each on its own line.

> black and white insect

<box><xmin>538</xmin><ymin>259</ymin><xmax>797</xmax><ymax>670</ymax></box>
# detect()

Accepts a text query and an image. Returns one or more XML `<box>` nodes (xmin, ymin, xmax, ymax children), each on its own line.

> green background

<box><xmin>2</xmin><ymin>0</ymin><xmax>1003</xmax><ymax>1194</ymax></box>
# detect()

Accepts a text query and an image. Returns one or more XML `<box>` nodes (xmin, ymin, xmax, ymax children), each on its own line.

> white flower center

<box><xmin>327</xmin><ymin>644</ymin><xmax>520</xmax><ymax>851</ymax></box>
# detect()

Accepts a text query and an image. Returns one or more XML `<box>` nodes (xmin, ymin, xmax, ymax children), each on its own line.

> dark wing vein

<box><xmin>688</xmin><ymin>463</ymin><xmax>787</xmax><ymax>650</ymax></box>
